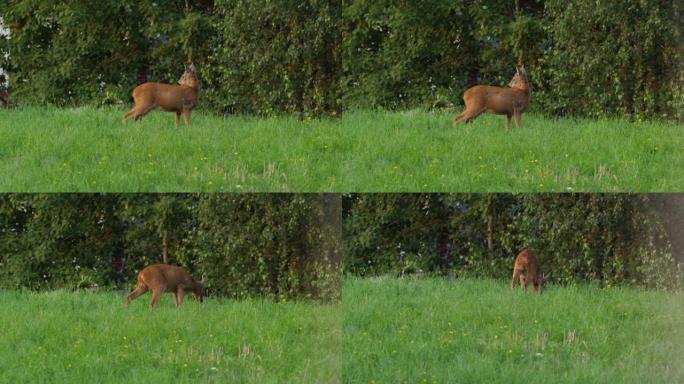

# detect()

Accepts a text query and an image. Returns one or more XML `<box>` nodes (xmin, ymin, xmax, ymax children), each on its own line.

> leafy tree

<box><xmin>542</xmin><ymin>0</ymin><xmax>684</xmax><ymax>119</ymax></box>
<box><xmin>343</xmin><ymin>193</ymin><xmax>683</xmax><ymax>289</ymax></box>
<box><xmin>0</xmin><ymin>0</ymin><xmax>214</xmax><ymax>105</ymax></box>
<box><xmin>0</xmin><ymin>193</ymin><xmax>340</xmax><ymax>301</ymax></box>
<box><xmin>205</xmin><ymin>0</ymin><xmax>342</xmax><ymax>116</ymax></box>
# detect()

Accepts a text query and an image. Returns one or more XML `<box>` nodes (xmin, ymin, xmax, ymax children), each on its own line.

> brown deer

<box><xmin>125</xmin><ymin>264</ymin><xmax>205</xmax><ymax>309</ymax></box>
<box><xmin>453</xmin><ymin>66</ymin><xmax>530</xmax><ymax>129</ymax></box>
<box><xmin>510</xmin><ymin>249</ymin><xmax>546</xmax><ymax>293</ymax></box>
<box><xmin>123</xmin><ymin>62</ymin><xmax>200</xmax><ymax>127</ymax></box>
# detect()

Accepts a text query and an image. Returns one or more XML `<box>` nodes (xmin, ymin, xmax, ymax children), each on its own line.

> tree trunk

<box><xmin>161</xmin><ymin>233</ymin><xmax>168</xmax><ymax>264</ymax></box>
<box><xmin>487</xmin><ymin>215</ymin><xmax>493</xmax><ymax>256</ymax></box>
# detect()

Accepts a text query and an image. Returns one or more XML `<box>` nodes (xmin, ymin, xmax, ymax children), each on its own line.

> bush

<box><xmin>204</xmin><ymin>0</ymin><xmax>342</xmax><ymax>116</ymax></box>
<box><xmin>343</xmin><ymin>194</ymin><xmax>684</xmax><ymax>290</ymax></box>
<box><xmin>1</xmin><ymin>0</ymin><xmax>681</xmax><ymax>119</ymax></box>
<box><xmin>0</xmin><ymin>193</ymin><xmax>340</xmax><ymax>301</ymax></box>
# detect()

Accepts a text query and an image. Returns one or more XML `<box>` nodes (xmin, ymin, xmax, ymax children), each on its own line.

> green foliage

<box><xmin>341</xmin><ymin>0</ymin><xmax>477</xmax><ymax>110</ymax></box>
<box><xmin>0</xmin><ymin>0</ymin><xmax>214</xmax><ymax>106</ymax></box>
<box><xmin>189</xmin><ymin>194</ymin><xmax>341</xmax><ymax>301</ymax></box>
<box><xmin>204</xmin><ymin>0</ymin><xmax>341</xmax><ymax>116</ymax></box>
<box><xmin>0</xmin><ymin>194</ymin><xmax>125</xmax><ymax>290</ymax></box>
<box><xmin>343</xmin><ymin>194</ymin><xmax>684</xmax><ymax>290</ymax></box>
<box><xmin>2</xmin><ymin>0</ymin><xmax>681</xmax><ymax>119</ymax></box>
<box><xmin>0</xmin><ymin>193</ymin><xmax>340</xmax><ymax>301</ymax></box>
<box><xmin>542</xmin><ymin>0</ymin><xmax>684</xmax><ymax>119</ymax></box>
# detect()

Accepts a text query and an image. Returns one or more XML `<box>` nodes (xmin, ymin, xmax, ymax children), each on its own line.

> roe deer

<box><xmin>511</xmin><ymin>249</ymin><xmax>546</xmax><ymax>293</ymax></box>
<box><xmin>123</xmin><ymin>62</ymin><xmax>200</xmax><ymax>127</ymax></box>
<box><xmin>126</xmin><ymin>264</ymin><xmax>205</xmax><ymax>309</ymax></box>
<box><xmin>453</xmin><ymin>66</ymin><xmax>530</xmax><ymax>129</ymax></box>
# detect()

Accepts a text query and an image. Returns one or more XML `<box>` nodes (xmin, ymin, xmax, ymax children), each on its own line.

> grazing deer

<box><xmin>453</xmin><ymin>66</ymin><xmax>530</xmax><ymax>129</ymax></box>
<box><xmin>123</xmin><ymin>62</ymin><xmax>200</xmax><ymax>127</ymax></box>
<box><xmin>511</xmin><ymin>249</ymin><xmax>546</xmax><ymax>293</ymax></box>
<box><xmin>126</xmin><ymin>264</ymin><xmax>205</xmax><ymax>309</ymax></box>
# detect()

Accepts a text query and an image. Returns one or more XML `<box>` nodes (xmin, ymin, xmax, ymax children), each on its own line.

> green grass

<box><xmin>343</xmin><ymin>277</ymin><xmax>684</xmax><ymax>384</ymax></box>
<box><xmin>0</xmin><ymin>290</ymin><xmax>340</xmax><ymax>383</ymax></box>
<box><xmin>1</xmin><ymin>107</ymin><xmax>682</xmax><ymax>192</ymax></box>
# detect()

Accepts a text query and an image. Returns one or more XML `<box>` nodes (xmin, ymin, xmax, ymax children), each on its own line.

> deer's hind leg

<box><xmin>453</xmin><ymin>111</ymin><xmax>469</xmax><ymax>125</ymax></box>
<box><xmin>123</xmin><ymin>109</ymin><xmax>137</xmax><ymax>124</ymax></box>
<box><xmin>149</xmin><ymin>285</ymin><xmax>165</xmax><ymax>309</ymax></box>
<box><xmin>132</xmin><ymin>104</ymin><xmax>155</xmax><ymax>121</ymax></box>
<box><xmin>175</xmin><ymin>286</ymin><xmax>185</xmax><ymax>308</ymax></box>
<box><xmin>125</xmin><ymin>284</ymin><xmax>148</xmax><ymax>306</ymax></box>
<box><xmin>513</xmin><ymin>110</ymin><xmax>522</xmax><ymax>128</ymax></box>
<box><xmin>510</xmin><ymin>269</ymin><xmax>521</xmax><ymax>290</ymax></box>
<box><xmin>453</xmin><ymin>108</ymin><xmax>485</xmax><ymax>125</ymax></box>
<box><xmin>182</xmin><ymin>110</ymin><xmax>191</xmax><ymax>127</ymax></box>
<box><xmin>464</xmin><ymin>108</ymin><xmax>486</xmax><ymax>123</ymax></box>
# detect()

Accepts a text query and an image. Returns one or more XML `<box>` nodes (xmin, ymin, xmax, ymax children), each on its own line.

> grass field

<box><xmin>0</xmin><ymin>290</ymin><xmax>340</xmax><ymax>383</ymax></box>
<box><xmin>1</xmin><ymin>107</ymin><xmax>682</xmax><ymax>192</ymax></box>
<box><xmin>343</xmin><ymin>277</ymin><xmax>684</xmax><ymax>384</ymax></box>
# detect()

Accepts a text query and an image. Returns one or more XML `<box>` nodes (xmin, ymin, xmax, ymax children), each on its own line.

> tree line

<box><xmin>0</xmin><ymin>0</ymin><xmax>682</xmax><ymax>119</ymax></box>
<box><xmin>0</xmin><ymin>194</ymin><xmax>341</xmax><ymax>301</ymax></box>
<box><xmin>1</xmin><ymin>193</ymin><xmax>682</xmax><ymax>293</ymax></box>
<box><xmin>343</xmin><ymin>194</ymin><xmax>684</xmax><ymax>290</ymax></box>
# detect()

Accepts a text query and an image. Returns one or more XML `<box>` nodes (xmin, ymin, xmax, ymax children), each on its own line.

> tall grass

<box><xmin>1</xmin><ymin>107</ymin><xmax>682</xmax><ymax>191</ymax></box>
<box><xmin>0</xmin><ymin>290</ymin><xmax>341</xmax><ymax>383</ymax></box>
<box><xmin>343</xmin><ymin>277</ymin><xmax>684</xmax><ymax>384</ymax></box>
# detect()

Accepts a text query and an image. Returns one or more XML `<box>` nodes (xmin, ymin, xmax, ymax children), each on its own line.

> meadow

<box><xmin>1</xmin><ymin>107</ymin><xmax>682</xmax><ymax>192</ymax></box>
<box><xmin>0</xmin><ymin>290</ymin><xmax>341</xmax><ymax>384</ymax></box>
<box><xmin>343</xmin><ymin>277</ymin><xmax>684</xmax><ymax>384</ymax></box>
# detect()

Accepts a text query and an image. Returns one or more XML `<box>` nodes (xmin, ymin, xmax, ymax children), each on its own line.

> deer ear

<box><xmin>201</xmin><ymin>274</ymin><xmax>206</xmax><ymax>284</ymax></box>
